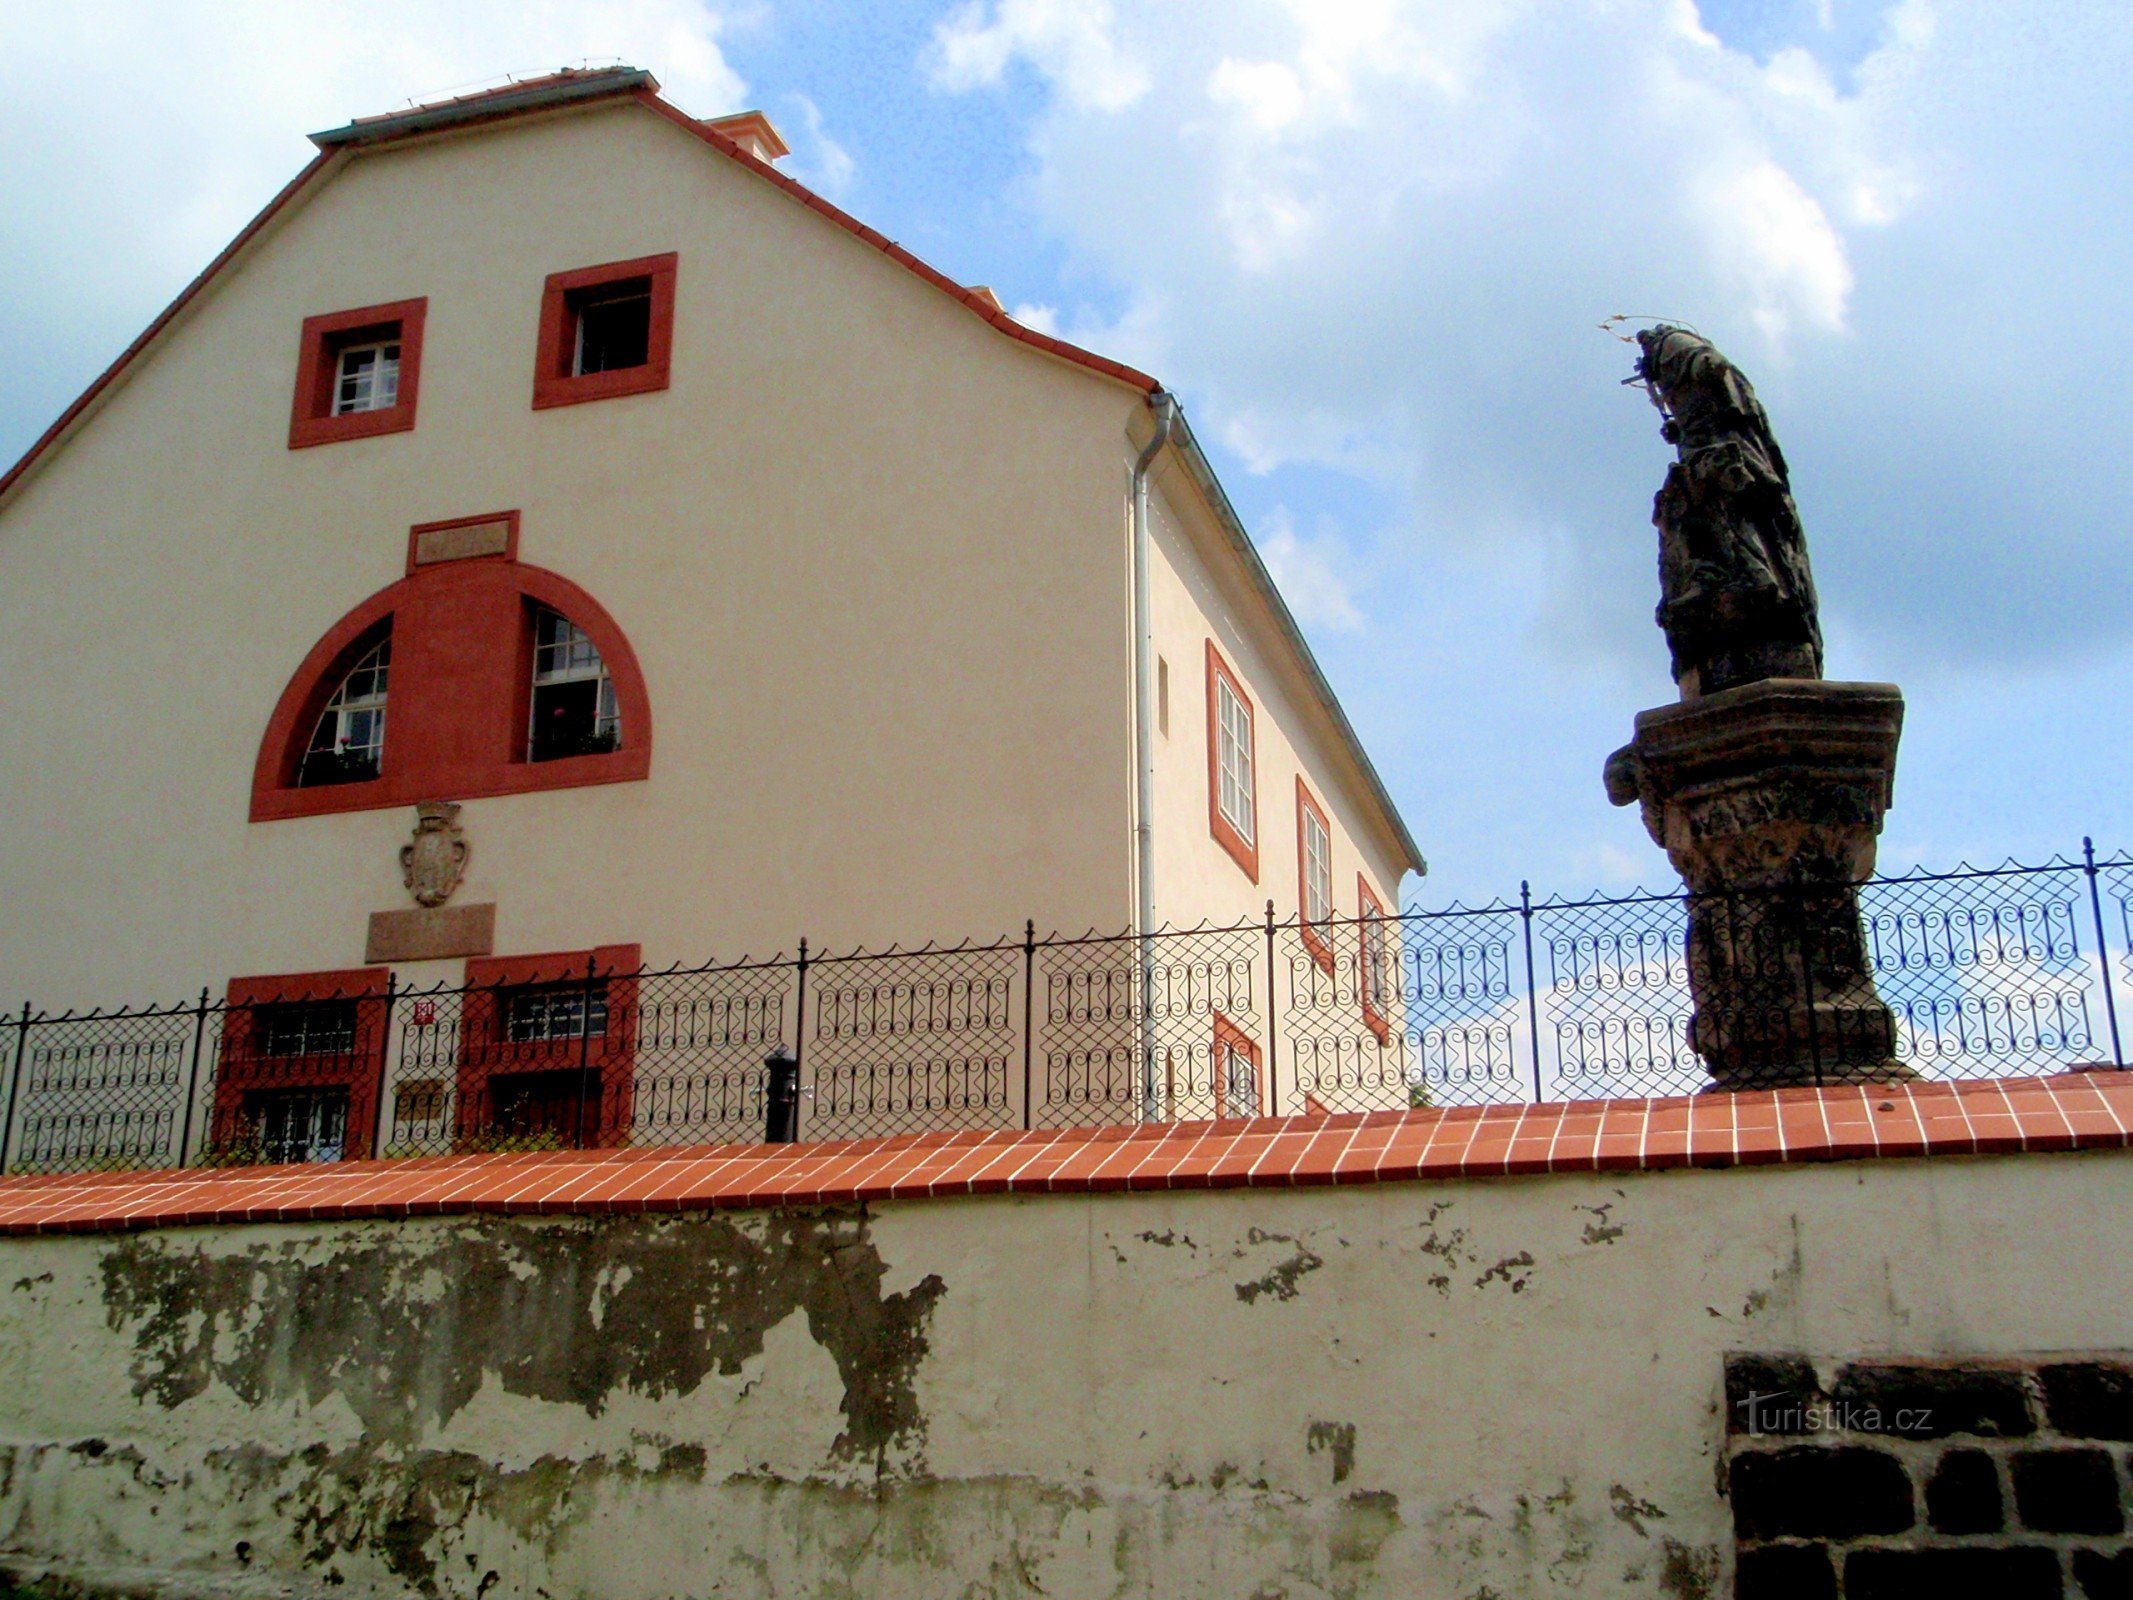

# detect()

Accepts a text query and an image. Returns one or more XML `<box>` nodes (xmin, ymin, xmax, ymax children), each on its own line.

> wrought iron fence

<box><xmin>1</xmin><ymin>842</ymin><xmax>2126</xmax><ymax>1176</ymax></box>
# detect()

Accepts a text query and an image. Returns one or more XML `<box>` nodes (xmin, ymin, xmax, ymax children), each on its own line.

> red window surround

<box><xmin>532</xmin><ymin>253</ymin><xmax>678</xmax><ymax>410</ymax></box>
<box><xmin>1205</xmin><ymin>639</ymin><xmax>1259</xmax><ymax>883</ymax></box>
<box><xmin>458</xmin><ymin>946</ymin><xmax>640</xmax><ymax>1150</ymax></box>
<box><xmin>1359</xmin><ymin>876</ymin><xmax>1392</xmax><ymax>1045</ymax></box>
<box><xmin>288</xmin><ymin>298</ymin><xmax>427</xmax><ymax>449</ymax></box>
<box><xmin>1212</xmin><ymin>1011</ymin><xmax>1264</xmax><ymax>1120</ymax></box>
<box><xmin>1296</xmin><ymin>776</ymin><xmax>1334</xmax><ymax>975</ymax></box>
<box><xmin>213</xmin><ymin>968</ymin><xmax>391</xmax><ymax>1163</ymax></box>
<box><xmin>250</xmin><ymin>517</ymin><xmax>651</xmax><ymax>821</ymax></box>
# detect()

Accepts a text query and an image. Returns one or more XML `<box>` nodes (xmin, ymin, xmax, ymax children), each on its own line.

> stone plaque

<box><xmin>365</xmin><ymin>902</ymin><xmax>496</xmax><ymax>964</ymax></box>
<box><xmin>412</xmin><ymin>518</ymin><xmax>512</xmax><ymax>566</ymax></box>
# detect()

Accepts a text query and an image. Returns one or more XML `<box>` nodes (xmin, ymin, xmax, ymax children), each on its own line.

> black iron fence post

<box><xmin>369</xmin><ymin>974</ymin><xmax>398</xmax><ymax>1160</ymax></box>
<box><xmin>1021</xmin><ymin>920</ymin><xmax>1036</xmax><ymax>1131</ymax></box>
<box><xmin>174</xmin><ymin>987</ymin><xmax>210</xmax><ymax>1168</ymax></box>
<box><xmin>574</xmin><ymin>954</ymin><xmax>597</xmax><ymax>1149</ymax></box>
<box><xmin>1798</xmin><ymin>874</ymin><xmax>1825</xmax><ymax>1088</ymax></box>
<box><xmin>1520</xmin><ymin>882</ymin><xmax>1544</xmax><ymax>1103</ymax></box>
<box><xmin>1264</xmin><ymin>899</ymin><xmax>1280</xmax><ymax>1115</ymax></box>
<box><xmin>765</xmin><ymin>1050</ymin><xmax>800</xmax><ymax>1143</ymax></box>
<box><xmin>2084</xmin><ymin>837</ymin><xmax>2125</xmax><ymax>1068</ymax></box>
<box><xmin>792</xmin><ymin>938</ymin><xmax>810</xmax><ymax>1142</ymax></box>
<box><xmin>0</xmin><ymin>1001</ymin><xmax>30</xmax><ymax>1177</ymax></box>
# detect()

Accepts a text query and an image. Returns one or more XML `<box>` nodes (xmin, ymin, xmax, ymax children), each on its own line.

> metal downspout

<box><xmin>1132</xmin><ymin>391</ymin><xmax>1178</xmax><ymax>1120</ymax></box>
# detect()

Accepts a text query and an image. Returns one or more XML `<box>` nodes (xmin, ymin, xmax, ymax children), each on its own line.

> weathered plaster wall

<box><xmin>2</xmin><ymin>1148</ymin><xmax>2129</xmax><ymax>1598</ymax></box>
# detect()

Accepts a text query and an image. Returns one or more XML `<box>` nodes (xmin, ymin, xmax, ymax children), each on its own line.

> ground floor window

<box><xmin>242</xmin><ymin>1085</ymin><xmax>350</xmax><ymax>1164</ymax></box>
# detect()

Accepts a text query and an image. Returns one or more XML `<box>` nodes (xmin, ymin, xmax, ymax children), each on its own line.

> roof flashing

<box><xmin>310</xmin><ymin>67</ymin><xmax>656</xmax><ymax>150</ymax></box>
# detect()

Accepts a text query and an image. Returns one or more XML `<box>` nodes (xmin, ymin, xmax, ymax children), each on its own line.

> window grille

<box><xmin>504</xmin><ymin>982</ymin><xmax>609</xmax><ymax>1044</ymax></box>
<box><xmin>244</xmin><ymin>1087</ymin><xmax>349</xmax><ymax>1164</ymax></box>
<box><xmin>254</xmin><ymin>999</ymin><xmax>360</xmax><ymax>1058</ymax></box>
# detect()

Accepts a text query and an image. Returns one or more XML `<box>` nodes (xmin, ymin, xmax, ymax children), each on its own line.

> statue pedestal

<box><xmin>1605</xmin><ymin>680</ymin><xmax>1909</xmax><ymax>1090</ymax></box>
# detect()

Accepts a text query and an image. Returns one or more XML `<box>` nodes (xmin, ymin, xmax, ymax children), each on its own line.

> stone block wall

<box><xmin>1727</xmin><ymin>1354</ymin><xmax>2133</xmax><ymax>1597</ymax></box>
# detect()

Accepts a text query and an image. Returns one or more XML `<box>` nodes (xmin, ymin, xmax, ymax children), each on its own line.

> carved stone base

<box><xmin>1605</xmin><ymin>680</ymin><xmax>1911</xmax><ymax>1091</ymax></box>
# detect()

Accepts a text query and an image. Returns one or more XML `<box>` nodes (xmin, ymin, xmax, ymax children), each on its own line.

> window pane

<box><xmin>255</xmin><ymin>999</ymin><xmax>360</xmax><ymax>1058</ymax></box>
<box><xmin>1216</xmin><ymin>677</ymin><xmax>1256</xmax><ymax>843</ymax></box>
<box><xmin>1305</xmin><ymin>812</ymin><xmax>1332</xmax><ymax>922</ymax></box>
<box><xmin>574</xmin><ymin>284</ymin><xmax>653</xmax><ymax>375</ymax></box>
<box><xmin>300</xmin><ymin>634</ymin><xmax>391</xmax><ymax>787</ymax></box>
<box><xmin>246</xmin><ymin>1087</ymin><xmax>350</xmax><ymax>1164</ymax></box>
<box><xmin>529</xmin><ymin>611</ymin><xmax>620</xmax><ymax>760</ymax></box>
<box><xmin>504</xmin><ymin>983</ymin><xmax>609</xmax><ymax>1042</ymax></box>
<box><xmin>332</xmin><ymin>341</ymin><xmax>400</xmax><ymax>416</ymax></box>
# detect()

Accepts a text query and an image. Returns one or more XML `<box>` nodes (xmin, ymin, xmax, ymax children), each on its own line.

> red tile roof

<box><xmin>0</xmin><ymin>1072</ymin><xmax>2122</xmax><ymax>1237</ymax></box>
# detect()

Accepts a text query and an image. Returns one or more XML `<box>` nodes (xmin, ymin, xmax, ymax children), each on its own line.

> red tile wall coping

<box><xmin>0</xmin><ymin>1072</ymin><xmax>2125</xmax><ymax>1238</ymax></box>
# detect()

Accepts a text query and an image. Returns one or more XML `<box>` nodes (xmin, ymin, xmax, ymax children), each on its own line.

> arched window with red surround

<box><xmin>251</xmin><ymin>513</ymin><xmax>651</xmax><ymax>821</ymax></box>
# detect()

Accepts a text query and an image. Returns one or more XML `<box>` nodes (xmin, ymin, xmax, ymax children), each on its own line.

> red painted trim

<box><xmin>1205</xmin><ymin>640</ymin><xmax>1259</xmax><ymax>884</ymax></box>
<box><xmin>405</xmin><ymin>509</ymin><xmax>521</xmax><ymax>575</ymax></box>
<box><xmin>629</xmin><ymin>92</ymin><xmax>1159</xmax><ymax>395</ymax></box>
<box><xmin>249</xmin><ymin>559</ymin><xmax>653</xmax><ymax>821</ymax></box>
<box><xmin>458</xmin><ymin>945</ymin><xmax>640</xmax><ymax>1149</ymax></box>
<box><xmin>1295</xmin><ymin>776</ymin><xmax>1334</xmax><ymax>975</ymax></box>
<box><xmin>1358</xmin><ymin>876</ymin><xmax>1392</xmax><ymax>1045</ymax></box>
<box><xmin>215</xmin><ymin>967</ymin><xmax>391</xmax><ymax>1164</ymax></box>
<box><xmin>0</xmin><ymin>150</ymin><xmax>336</xmax><ymax>504</ymax></box>
<box><xmin>287</xmin><ymin>297</ymin><xmax>427</xmax><ymax>449</ymax></box>
<box><xmin>1211</xmin><ymin>1010</ymin><xmax>1264</xmax><ymax>1121</ymax></box>
<box><xmin>531</xmin><ymin>253</ymin><xmax>677</xmax><ymax>410</ymax></box>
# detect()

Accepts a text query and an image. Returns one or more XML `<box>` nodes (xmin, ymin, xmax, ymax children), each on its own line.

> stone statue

<box><xmin>1633</xmin><ymin>325</ymin><xmax>1823</xmax><ymax>697</ymax></box>
<box><xmin>1606</xmin><ymin>325</ymin><xmax>1908</xmax><ymax>1089</ymax></box>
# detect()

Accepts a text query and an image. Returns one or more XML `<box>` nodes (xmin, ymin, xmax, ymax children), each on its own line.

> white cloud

<box><xmin>1696</xmin><ymin>157</ymin><xmax>1855</xmax><ymax>344</ymax></box>
<box><xmin>1006</xmin><ymin>302</ymin><xmax>1062</xmax><ymax>335</ymax></box>
<box><xmin>786</xmin><ymin>91</ymin><xmax>855</xmax><ymax>197</ymax></box>
<box><xmin>1255</xmin><ymin>510</ymin><xmax>1366</xmax><ymax>634</ymax></box>
<box><xmin>927</xmin><ymin>0</ymin><xmax>1149</xmax><ymax>111</ymax></box>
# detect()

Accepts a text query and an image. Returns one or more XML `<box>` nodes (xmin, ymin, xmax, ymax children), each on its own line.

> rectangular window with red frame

<box><xmin>1212</xmin><ymin>1011</ymin><xmax>1263</xmax><ymax>1120</ymax></box>
<box><xmin>458</xmin><ymin>945</ymin><xmax>639</xmax><ymax>1149</ymax></box>
<box><xmin>288</xmin><ymin>298</ymin><xmax>427</xmax><ymax>449</ymax></box>
<box><xmin>213</xmin><ymin>968</ymin><xmax>391</xmax><ymax>1163</ymax></box>
<box><xmin>1296</xmin><ymin>777</ymin><xmax>1335</xmax><ymax>975</ymax></box>
<box><xmin>1358</xmin><ymin>878</ymin><xmax>1394</xmax><ymax>1045</ymax></box>
<box><xmin>532</xmin><ymin>254</ymin><xmax>678</xmax><ymax>410</ymax></box>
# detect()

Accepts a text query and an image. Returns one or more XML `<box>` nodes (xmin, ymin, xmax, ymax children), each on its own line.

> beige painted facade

<box><xmin>0</xmin><ymin>1149</ymin><xmax>2126</xmax><ymax>1596</ymax></box>
<box><xmin>0</xmin><ymin>85</ymin><xmax>1418</xmax><ymax>1043</ymax></box>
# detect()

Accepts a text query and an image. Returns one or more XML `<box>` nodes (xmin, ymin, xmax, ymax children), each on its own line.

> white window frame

<box><xmin>528</xmin><ymin>610</ymin><xmax>620</xmax><ymax>756</ymax></box>
<box><xmin>1216</xmin><ymin>674</ymin><xmax>1255</xmax><ymax>845</ymax></box>
<box><xmin>1303</xmin><ymin>804</ymin><xmax>1332</xmax><ymax>926</ymax></box>
<box><xmin>332</xmin><ymin>339</ymin><xmax>401</xmax><ymax>415</ymax></box>
<box><xmin>304</xmin><ymin>634</ymin><xmax>390</xmax><ymax>779</ymax></box>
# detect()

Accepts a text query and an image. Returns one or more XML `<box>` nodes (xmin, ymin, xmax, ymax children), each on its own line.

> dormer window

<box><xmin>299</xmin><ymin>632</ymin><xmax>390</xmax><ymax>787</ymax></box>
<box><xmin>334</xmin><ymin>339</ymin><xmax>401</xmax><ymax>414</ymax></box>
<box><xmin>533</xmin><ymin>253</ymin><xmax>677</xmax><ymax>409</ymax></box>
<box><xmin>529</xmin><ymin>610</ymin><xmax>619</xmax><ymax>761</ymax></box>
<box><xmin>288</xmin><ymin>297</ymin><xmax>426</xmax><ymax>448</ymax></box>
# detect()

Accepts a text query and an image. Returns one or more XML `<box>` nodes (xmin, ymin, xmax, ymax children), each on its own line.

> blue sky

<box><xmin>3</xmin><ymin>1</ymin><xmax>2127</xmax><ymax>905</ymax></box>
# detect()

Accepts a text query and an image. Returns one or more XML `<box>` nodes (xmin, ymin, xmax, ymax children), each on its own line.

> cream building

<box><xmin>0</xmin><ymin>68</ymin><xmax>1422</xmax><ymax>1149</ymax></box>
